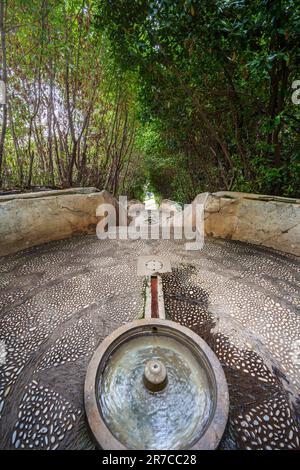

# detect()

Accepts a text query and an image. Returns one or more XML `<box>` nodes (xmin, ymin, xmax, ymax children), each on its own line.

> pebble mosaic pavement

<box><xmin>0</xmin><ymin>235</ymin><xmax>299</xmax><ymax>449</ymax></box>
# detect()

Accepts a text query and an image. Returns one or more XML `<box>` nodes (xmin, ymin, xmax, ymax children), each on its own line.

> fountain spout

<box><xmin>143</xmin><ymin>359</ymin><xmax>168</xmax><ymax>392</ymax></box>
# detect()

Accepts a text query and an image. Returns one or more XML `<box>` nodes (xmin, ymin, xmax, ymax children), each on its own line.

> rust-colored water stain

<box><xmin>151</xmin><ymin>276</ymin><xmax>159</xmax><ymax>318</ymax></box>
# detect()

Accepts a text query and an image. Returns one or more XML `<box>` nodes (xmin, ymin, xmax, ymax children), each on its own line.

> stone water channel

<box><xmin>0</xmin><ymin>235</ymin><xmax>299</xmax><ymax>449</ymax></box>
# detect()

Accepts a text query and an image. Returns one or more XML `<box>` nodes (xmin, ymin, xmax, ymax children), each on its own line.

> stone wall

<box><xmin>0</xmin><ymin>188</ymin><xmax>118</xmax><ymax>256</ymax></box>
<box><xmin>0</xmin><ymin>188</ymin><xmax>299</xmax><ymax>257</ymax></box>
<box><xmin>203</xmin><ymin>192</ymin><xmax>300</xmax><ymax>256</ymax></box>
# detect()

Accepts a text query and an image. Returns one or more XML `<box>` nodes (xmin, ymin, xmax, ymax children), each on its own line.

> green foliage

<box><xmin>1</xmin><ymin>0</ymin><xmax>146</xmax><ymax>194</ymax></box>
<box><xmin>96</xmin><ymin>0</ymin><xmax>300</xmax><ymax>201</ymax></box>
<box><xmin>1</xmin><ymin>1</ymin><xmax>300</xmax><ymax>201</ymax></box>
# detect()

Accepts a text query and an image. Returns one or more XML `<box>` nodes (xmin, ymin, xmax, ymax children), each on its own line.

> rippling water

<box><xmin>98</xmin><ymin>335</ymin><xmax>212</xmax><ymax>449</ymax></box>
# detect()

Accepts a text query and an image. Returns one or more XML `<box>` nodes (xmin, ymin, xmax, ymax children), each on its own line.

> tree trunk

<box><xmin>0</xmin><ymin>0</ymin><xmax>7</xmax><ymax>186</ymax></box>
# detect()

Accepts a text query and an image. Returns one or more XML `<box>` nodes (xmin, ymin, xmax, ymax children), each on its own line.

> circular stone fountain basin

<box><xmin>84</xmin><ymin>319</ymin><xmax>229</xmax><ymax>450</ymax></box>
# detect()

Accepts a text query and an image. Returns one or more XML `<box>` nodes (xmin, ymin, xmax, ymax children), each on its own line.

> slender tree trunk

<box><xmin>8</xmin><ymin>102</ymin><xmax>23</xmax><ymax>186</ymax></box>
<box><xmin>47</xmin><ymin>70</ymin><xmax>54</xmax><ymax>187</ymax></box>
<box><xmin>27</xmin><ymin>118</ymin><xmax>34</xmax><ymax>188</ymax></box>
<box><xmin>0</xmin><ymin>0</ymin><xmax>7</xmax><ymax>187</ymax></box>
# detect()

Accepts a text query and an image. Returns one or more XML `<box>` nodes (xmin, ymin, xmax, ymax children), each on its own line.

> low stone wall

<box><xmin>0</xmin><ymin>188</ymin><xmax>118</xmax><ymax>256</ymax></box>
<box><xmin>0</xmin><ymin>188</ymin><xmax>299</xmax><ymax>257</ymax></box>
<box><xmin>203</xmin><ymin>192</ymin><xmax>300</xmax><ymax>256</ymax></box>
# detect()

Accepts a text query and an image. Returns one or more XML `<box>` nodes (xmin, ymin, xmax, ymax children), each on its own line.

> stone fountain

<box><xmin>84</xmin><ymin>319</ymin><xmax>229</xmax><ymax>450</ymax></box>
<box><xmin>84</xmin><ymin>257</ymin><xmax>229</xmax><ymax>450</ymax></box>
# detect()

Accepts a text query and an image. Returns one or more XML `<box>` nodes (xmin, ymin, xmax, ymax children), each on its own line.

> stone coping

<box><xmin>0</xmin><ymin>187</ymin><xmax>99</xmax><ymax>202</ymax></box>
<box><xmin>84</xmin><ymin>319</ymin><xmax>229</xmax><ymax>450</ymax></box>
<box><xmin>212</xmin><ymin>191</ymin><xmax>300</xmax><ymax>205</ymax></box>
<box><xmin>203</xmin><ymin>192</ymin><xmax>300</xmax><ymax>257</ymax></box>
<box><xmin>0</xmin><ymin>189</ymin><xmax>117</xmax><ymax>256</ymax></box>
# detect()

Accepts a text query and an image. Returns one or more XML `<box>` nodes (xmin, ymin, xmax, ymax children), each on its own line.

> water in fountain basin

<box><xmin>98</xmin><ymin>335</ymin><xmax>212</xmax><ymax>450</ymax></box>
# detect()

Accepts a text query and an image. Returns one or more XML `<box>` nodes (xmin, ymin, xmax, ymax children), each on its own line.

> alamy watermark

<box><xmin>0</xmin><ymin>340</ymin><xmax>7</xmax><ymax>365</ymax></box>
<box><xmin>95</xmin><ymin>196</ymin><xmax>205</xmax><ymax>251</ymax></box>
<box><xmin>290</xmin><ymin>340</ymin><xmax>300</xmax><ymax>366</ymax></box>
<box><xmin>0</xmin><ymin>80</ymin><xmax>6</xmax><ymax>105</ymax></box>
<box><xmin>292</xmin><ymin>80</ymin><xmax>300</xmax><ymax>105</ymax></box>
